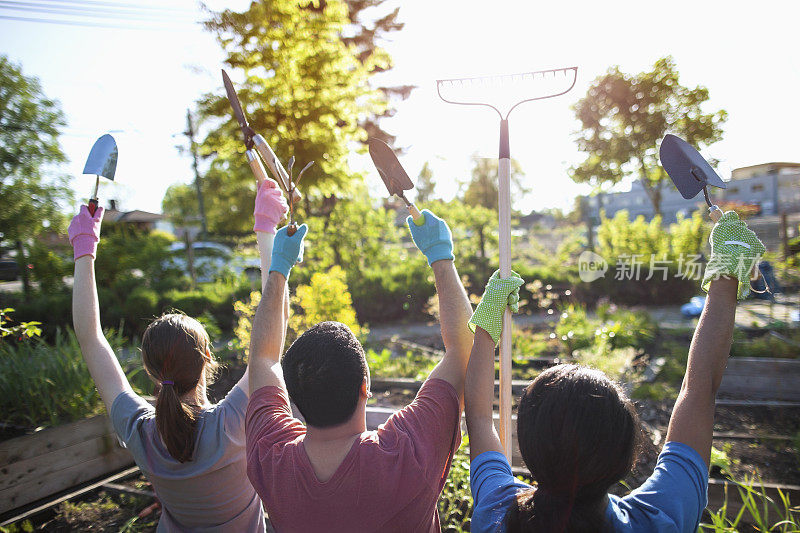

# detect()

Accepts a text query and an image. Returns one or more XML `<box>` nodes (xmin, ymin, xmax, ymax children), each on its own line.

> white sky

<box><xmin>1</xmin><ymin>0</ymin><xmax>799</xmax><ymax>215</ymax></box>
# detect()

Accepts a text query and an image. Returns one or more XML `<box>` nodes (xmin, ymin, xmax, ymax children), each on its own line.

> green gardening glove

<box><xmin>702</xmin><ymin>211</ymin><xmax>766</xmax><ymax>300</ymax></box>
<box><xmin>469</xmin><ymin>270</ymin><xmax>525</xmax><ymax>345</ymax></box>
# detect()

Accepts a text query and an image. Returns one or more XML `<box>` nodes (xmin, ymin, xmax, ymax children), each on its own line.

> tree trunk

<box><xmin>15</xmin><ymin>240</ymin><xmax>30</xmax><ymax>295</ymax></box>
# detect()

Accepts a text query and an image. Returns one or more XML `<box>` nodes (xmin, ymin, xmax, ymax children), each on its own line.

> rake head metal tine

<box><xmin>287</xmin><ymin>155</ymin><xmax>296</xmax><ymax>176</ymax></box>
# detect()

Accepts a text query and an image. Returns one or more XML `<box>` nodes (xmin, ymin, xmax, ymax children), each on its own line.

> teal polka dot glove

<box><xmin>406</xmin><ymin>209</ymin><xmax>454</xmax><ymax>266</ymax></box>
<box><xmin>468</xmin><ymin>270</ymin><xmax>525</xmax><ymax>345</ymax></box>
<box><xmin>702</xmin><ymin>211</ymin><xmax>766</xmax><ymax>300</ymax></box>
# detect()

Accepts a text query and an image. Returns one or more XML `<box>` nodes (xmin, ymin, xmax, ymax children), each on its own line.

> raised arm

<box><xmin>463</xmin><ymin>271</ymin><xmax>524</xmax><ymax>460</ymax></box>
<box><xmin>236</xmin><ymin>179</ymin><xmax>288</xmax><ymax>395</ymax></box>
<box><xmin>70</xmin><ymin>206</ymin><xmax>132</xmax><ymax>409</ymax></box>
<box><xmin>666</xmin><ymin>211</ymin><xmax>765</xmax><ymax>466</ymax></box>
<box><xmin>406</xmin><ymin>210</ymin><xmax>473</xmax><ymax>397</ymax></box>
<box><xmin>247</xmin><ymin>223</ymin><xmax>307</xmax><ymax>395</ymax></box>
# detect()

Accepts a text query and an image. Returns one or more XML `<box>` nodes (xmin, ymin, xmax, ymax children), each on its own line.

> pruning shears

<box><xmin>221</xmin><ymin>69</ymin><xmax>312</xmax><ymax>235</ymax></box>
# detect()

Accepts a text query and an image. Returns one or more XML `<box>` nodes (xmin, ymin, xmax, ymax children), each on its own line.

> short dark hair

<box><xmin>282</xmin><ymin>321</ymin><xmax>368</xmax><ymax>428</ymax></box>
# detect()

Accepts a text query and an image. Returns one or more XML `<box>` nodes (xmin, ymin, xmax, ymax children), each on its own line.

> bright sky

<box><xmin>1</xmin><ymin>0</ymin><xmax>799</xmax><ymax>215</ymax></box>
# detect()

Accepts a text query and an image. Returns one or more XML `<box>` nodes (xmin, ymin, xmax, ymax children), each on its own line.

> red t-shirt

<box><xmin>245</xmin><ymin>378</ymin><xmax>461</xmax><ymax>532</ymax></box>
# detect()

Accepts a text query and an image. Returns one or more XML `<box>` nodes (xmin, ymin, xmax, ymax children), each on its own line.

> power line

<box><xmin>0</xmin><ymin>13</ymin><xmax>190</xmax><ymax>30</ymax></box>
<box><xmin>45</xmin><ymin>0</ymin><xmax>194</xmax><ymax>14</ymax></box>
<box><xmin>0</xmin><ymin>1</ymin><xmax>197</xmax><ymax>23</ymax></box>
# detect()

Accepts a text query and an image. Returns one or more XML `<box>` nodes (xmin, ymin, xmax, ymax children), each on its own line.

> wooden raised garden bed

<box><xmin>0</xmin><ymin>414</ymin><xmax>134</xmax><ymax>514</ymax></box>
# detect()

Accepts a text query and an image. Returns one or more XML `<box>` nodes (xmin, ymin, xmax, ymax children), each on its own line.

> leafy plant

<box><xmin>0</xmin><ymin>307</ymin><xmax>41</xmax><ymax>339</ymax></box>
<box><xmin>233</xmin><ymin>266</ymin><xmax>366</xmax><ymax>358</ymax></box>
<box><xmin>438</xmin><ymin>441</ymin><xmax>473</xmax><ymax>532</ymax></box>
<box><xmin>290</xmin><ymin>266</ymin><xmax>366</xmax><ymax>341</ymax></box>
<box><xmin>701</xmin><ymin>476</ymin><xmax>800</xmax><ymax>532</ymax></box>
<box><xmin>0</xmin><ymin>328</ymin><xmax>147</xmax><ymax>429</ymax></box>
<box><xmin>365</xmin><ymin>348</ymin><xmax>438</xmax><ymax>381</ymax></box>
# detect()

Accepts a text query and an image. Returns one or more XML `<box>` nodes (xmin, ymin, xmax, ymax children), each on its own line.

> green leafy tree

<box><xmin>192</xmin><ymin>0</ymin><xmax>399</xmax><ymax>234</ymax></box>
<box><xmin>415</xmin><ymin>161</ymin><xmax>436</xmax><ymax>203</ymax></box>
<box><xmin>425</xmin><ymin>199</ymin><xmax>498</xmax><ymax>285</ymax></box>
<box><xmin>0</xmin><ymin>56</ymin><xmax>70</xmax><ymax>293</ymax></box>
<box><xmin>461</xmin><ymin>154</ymin><xmax>526</xmax><ymax>211</ymax></box>
<box><xmin>572</xmin><ymin>56</ymin><xmax>727</xmax><ymax>215</ymax></box>
<box><xmin>342</xmin><ymin>0</ymin><xmax>413</xmax><ymax>144</ymax></box>
<box><xmin>162</xmin><ymin>182</ymin><xmax>201</xmax><ymax>229</ymax></box>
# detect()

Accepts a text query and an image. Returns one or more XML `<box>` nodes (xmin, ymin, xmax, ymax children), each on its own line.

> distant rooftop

<box><xmin>104</xmin><ymin>209</ymin><xmax>164</xmax><ymax>223</ymax></box>
<box><xmin>731</xmin><ymin>162</ymin><xmax>800</xmax><ymax>180</ymax></box>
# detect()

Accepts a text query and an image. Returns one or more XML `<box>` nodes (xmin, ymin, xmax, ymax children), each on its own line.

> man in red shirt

<box><xmin>245</xmin><ymin>207</ymin><xmax>474</xmax><ymax>532</ymax></box>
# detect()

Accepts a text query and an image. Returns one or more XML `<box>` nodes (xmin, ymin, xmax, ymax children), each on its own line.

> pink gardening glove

<box><xmin>253</xmin><ymin>179</ymin><xmax>289</xmax><ymax>234</ymax></box>
<box><xmin>68</xmin><ymin>205</ymin><xmax>104</xmax><ymax>260</ymax></box>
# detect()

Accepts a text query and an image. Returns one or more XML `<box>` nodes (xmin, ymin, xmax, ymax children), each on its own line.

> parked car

<box><xmin>0</xmin><ymin>258</ymin><xmax>19</xmax><ymax>281</ymax></box>
<box><xmin>163</xmin><ymin>242</ymin><xmax>260</xmax><ymax>282</ymax></box>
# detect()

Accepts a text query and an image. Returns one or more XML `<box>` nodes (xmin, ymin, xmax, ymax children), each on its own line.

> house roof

<box><xmin>104</xmin><ymin>209</ymin><xmax>164</xmax><ymax>223</ymax></box>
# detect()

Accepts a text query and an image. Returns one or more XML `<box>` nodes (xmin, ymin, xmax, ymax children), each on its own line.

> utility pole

<box><xmin>184</xmin><ymin>109</ymin><xmax>208</xmax><ymax>237</ymax></box>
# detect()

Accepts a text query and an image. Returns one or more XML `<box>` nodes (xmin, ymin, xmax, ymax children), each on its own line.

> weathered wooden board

<box><xmin>718</xmin><ymin>357</ymin><xmax>800</xmax><ymax>402</ymax></box>
<box><xmin>0</xmin><ymin>415</ymin><xmax>134</xmax><ymax>513</ymax></box>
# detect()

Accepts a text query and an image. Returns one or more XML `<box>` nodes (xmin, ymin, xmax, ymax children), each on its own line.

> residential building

<box><xmin>584</xmin><ymin>162</ymin><xmax>800</xmax><ymax>223</ymax></box>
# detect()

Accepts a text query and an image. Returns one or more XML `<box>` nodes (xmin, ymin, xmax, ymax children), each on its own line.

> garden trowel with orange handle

<box><xmin>83</xmin><ymin>134</ymin><xmax>118</xmax><ymax>216</ymax></box>
<box><xmin>368</xmin><ymin>138</ymin><xmax>425</xmax><ymax>225</ymax></box>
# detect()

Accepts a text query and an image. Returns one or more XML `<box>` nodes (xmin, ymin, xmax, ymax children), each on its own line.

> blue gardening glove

<box><xmin>702</xmin><ymin>211</ymin><xmax>766</xmax><ymax>300</ymax></box>
<box><xmin>269</xmin><ymin>224</ymin><xmax>308</xmax><ymax>279</ymax></box>
<box><xmin>469</xmin><ymin>270</ymin><xmax>525</xmax><ymax>345</ymax></box>
<box><xmin>406</xmin><ymin>209</ymin><xmax>454</xmax><ymax>266</ymax></box>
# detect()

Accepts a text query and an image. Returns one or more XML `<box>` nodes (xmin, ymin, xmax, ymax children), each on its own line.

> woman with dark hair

<box><xmin>69</xmin><ymin>178</ymin><xmax>288</xmax><ymax>531</ymax></box>
<box><xmin>465</xmin><ymin>212</ymin><xmax>765</xmax><ymax>532</ymax></box>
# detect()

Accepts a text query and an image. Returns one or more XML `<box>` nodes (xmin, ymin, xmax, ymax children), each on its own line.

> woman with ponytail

<box><xmin>70</xmin><ymin>177</ymin><xmax>289</xmax><ymax>531</ymax></box>
<box><xmin>465</xmin><ymin>212</ymin><xmax>765</xmax><ymax>532</ymax></box>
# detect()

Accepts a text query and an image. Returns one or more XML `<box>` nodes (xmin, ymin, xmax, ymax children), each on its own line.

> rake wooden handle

<box><xmin>709</xmin><ymin>205</ymin><xmax>722</xmax><ymax>222</ymax></box>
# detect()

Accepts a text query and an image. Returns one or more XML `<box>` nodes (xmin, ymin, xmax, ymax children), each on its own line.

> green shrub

<box><xmin>291</xmin><ymin>266</ymin><xmax>366</xmax><ymax>339</ymax></box>
<box><xmin>233</xmin><ymin>267</ymin><xmax>366</xmax><ymax>359</ymax></box>
<box><xmin>555</xmin><ymin>303</ymin><xmax>656</xmax><ymax>354</ymax></box>
<box><xmin>122</xmin><ymin>287</ymin><xmax>159</xmax><ymax>327</ymax></box>
<box><xmin>349</xmin><ymin>260</ymin><xmax>435</xmax><ymax>323</ymax></box>
<box><xmin>1</xmin><ymin>289</ymin><xmax>72</xmax><ymax>339</ymax></box>
<box><xmin>27</xmin><ymin>241</ymin><xmax>71</xmax><ymax>292</ymax></box>
<box><xmin>0</xmin><ymin>328</ymin><xmax>147</xmax><ymax>429</ymax></box>
<box><xmin>365</xmin><ymin>348</ymin><xmax>438</xmax><ymax>381</ymax></box>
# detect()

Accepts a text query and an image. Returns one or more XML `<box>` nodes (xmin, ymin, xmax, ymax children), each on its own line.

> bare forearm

<box><xmin>72</xmin><ymin>257</ymin><xmax>103</xmax><ymax>341</ymax></box>
<box><xmin>248</xmin><ymin>271</ymin><xmax>288</xmax><ymax>393</ymax></box>
<box><xmin>72</xmin><ymin>256</ymin><xmax>130</xmax><ymax>406</ymax></box>
<box><xmin>465</xmin><ymin>327</ymin><xmax>503</xmax><ymax>459</ymax></box>
<box><xmin>432</xmin><ymin>260</ymin><xmax>473</xmax><ymax>356</ymax></box>
<box><xmin>256</xmin><ymin>232</ymin><xmax>275</xmax><ymax>291</ymax></box>
<box><xmin>683</xmin><ymin>277</ymin><xmax>738</xmax><ymax>397</ymax></box>
<box><xmin>666</xmin><ymin>277</ymin><xmax>738</xmax><ymax>465</ymax></box>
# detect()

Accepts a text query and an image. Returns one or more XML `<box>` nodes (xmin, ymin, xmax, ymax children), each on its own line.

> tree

<box><xmin>461</xmin><ymin>154</ymin><xmax>526</xmax><ymax>211</ymax></box>
<box><xmin>342</xmin><ymin>0</ymin><xmax>413</xmax><ymax>144</ymax></box>
<box><xmin>192</xmin><ymin>0</ymin><xmax>402</xmax><ymax>234</ymax></box>
<box><xmin>415</xmin><ymin>161</ymin><xmax>436</xmax><ymax>203</ymax></box>
<box><xmin>0</xmin><ymin>56</ymin><xmax>70</xmax><ymax>293</ymax></box>
<box><xmin>162</xmin><ymin>183</ymin><xmax>200</xmax><ymax>229</ymax></box>
<box><xmin>572</xmin><ymin>56</ymin><xmax>727</xmax><ymax>215</ymax></box>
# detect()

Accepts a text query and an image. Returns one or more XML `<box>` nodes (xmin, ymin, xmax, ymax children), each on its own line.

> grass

<box><xmin>701</xmin><ymin>476</ymin><xmax>800</xmax><ymax>532</ymax></box>
<box><xmin>0</xmin><ymin>328</ymin><xmax>150</xmax><ymax>430</ymax></box>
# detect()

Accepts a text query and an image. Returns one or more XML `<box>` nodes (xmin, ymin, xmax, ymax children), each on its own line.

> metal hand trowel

<box><xmin>368</xmin><ymin>138</ymin><xmax>424</xmax><ymax>224</ymax></box>
<box><xmin>659</xmin><ymin>134</ymin><xmax>726</xmax><ymax>221</ymax></box>
<box><xmin>83</xmin><ymin>134</ymin><xmax>118</xmax><ymax>216</ymax></box>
